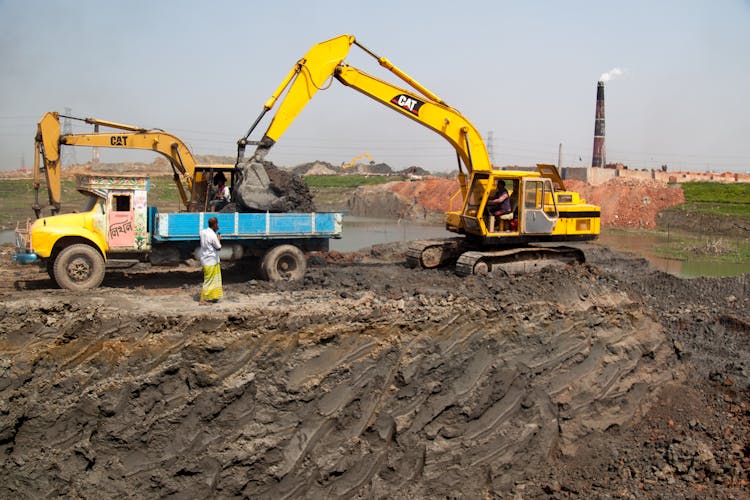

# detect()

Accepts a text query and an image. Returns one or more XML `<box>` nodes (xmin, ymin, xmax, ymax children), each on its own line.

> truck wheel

<box><xmin>53</xmin><ymin>244</ymin><xmax>105</xmax><ymax>290</ymax></box>
<box><xmin>46</xmin><ymin>259</ymin><xmax>56</xmax><ymax>281</ymax></box>
<box><xmin>261</xmin><ymin>245</ymin><xmax>306</xmax><ymax>282</ymax></box>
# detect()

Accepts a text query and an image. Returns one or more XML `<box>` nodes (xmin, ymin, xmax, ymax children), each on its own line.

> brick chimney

<box><xmin>591</xmin><ymin>81</ymin><xmax>606</xmax><ymax>168</ymax></box>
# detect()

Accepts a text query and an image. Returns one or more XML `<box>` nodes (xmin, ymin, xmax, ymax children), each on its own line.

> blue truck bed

<box><xmin>152</xmin><ymin>211</ymin><xmax>343</xmax><ymax>242</ymax></box>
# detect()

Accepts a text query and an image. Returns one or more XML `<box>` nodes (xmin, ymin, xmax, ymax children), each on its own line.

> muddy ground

<box><xmin>0</xmin><ymin>244</ymin><xmax>748</xmax><ymax>498</ymax></box>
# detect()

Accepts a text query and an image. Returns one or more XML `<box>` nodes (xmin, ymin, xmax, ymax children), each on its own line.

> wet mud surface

<box><xmin>0</xmin><ymin>244</ymin><xmax>748</xmax><ymax>498</ymax></box>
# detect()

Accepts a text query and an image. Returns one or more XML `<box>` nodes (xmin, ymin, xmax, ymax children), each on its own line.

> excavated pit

<box><xmin>0</xmin><ymin>244</ymin><xmax>748</xmax><ymax>498</ymax></box>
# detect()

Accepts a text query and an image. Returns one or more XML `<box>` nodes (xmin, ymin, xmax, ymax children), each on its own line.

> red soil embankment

<box><xmin>364</xmin><ymin>177</ymin><xmax>685</xmax><ymax>228</ymax></box>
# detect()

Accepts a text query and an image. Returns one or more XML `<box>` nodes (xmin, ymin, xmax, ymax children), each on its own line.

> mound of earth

<box><xmin>0</xmin><ymin>244</ymin><xmax>747</xmax><ymax>498</ymax></box>
<box><xmin>347</xmin><ymin>179</ymin><xmax>459</xmax><ymax>220</ymax></box>
<box><xmin>233</xmin><ymin>160</ymin><xmax>315</xmax><ymax>213</ymax></box>
<box><xmin>349</xmin><ymin>177</ymin><xmax>688</xmax><ymax>229</ymax></box>
<box><xmin>657</xmin><ymin>207</ymin><xmax>750</xmax><ymax>236</ymax></box>
<box><xmin>292</xmin><ymin>161</ymin><xmax>339</xmax><ymax>176</ymax></box>
<box><xmin>565</xmin><ymin>177</ymin><xmax>686</xmax><ymax>228</ymax></box>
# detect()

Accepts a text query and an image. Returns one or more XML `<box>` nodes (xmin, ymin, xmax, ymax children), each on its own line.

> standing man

<box><xmin>199</xmin><ymin>216</ymin><xmax>223</xmax><ymax>305</ymax></box>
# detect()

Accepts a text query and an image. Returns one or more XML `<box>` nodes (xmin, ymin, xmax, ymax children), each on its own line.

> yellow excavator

<box><xmin>342</xmin><ymin>152</ymin><xmax>373</xmax><ymax>169</ymax></box>
<box><xmin>32</xmin><ymin>111</ymin><xmax>234</xmax><ymax>217</ymax></box>
<box><xmin>235</xmin><ymin>34</ymin><xmax>601</xmax><ymax>275</ymax></box>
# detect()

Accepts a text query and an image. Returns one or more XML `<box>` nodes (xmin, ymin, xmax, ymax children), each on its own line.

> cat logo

<box><xmin>110</xmin><ymin>136</ymin><xmax>128</xmax><ymax>146</ymax></box>
<box><xmin>390</xmin><ymin>94</ymin><xmax>424</xmax><ymax>116</ymax></box>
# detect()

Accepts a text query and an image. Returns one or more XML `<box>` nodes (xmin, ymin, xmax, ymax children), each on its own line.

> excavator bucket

<box><xmin>234</xmin><ymin>161</ymin><xmax>284</xmax><ymax>212</ymax></box>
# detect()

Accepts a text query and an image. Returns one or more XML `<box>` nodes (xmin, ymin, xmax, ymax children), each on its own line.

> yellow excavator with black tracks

<box><xmin>235</xmin><ymin>34</ymin><xmax>601</xmax><ymax>275</ymax></box>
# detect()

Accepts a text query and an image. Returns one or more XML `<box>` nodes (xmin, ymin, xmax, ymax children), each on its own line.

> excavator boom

<box><xmin>33</xmin><ymin>112</ymin><xmax>200</xmax><ymax>216</ymax></box>
<box><xmin>236</xmin><ymin>34</ymin><xmax>489</xmax><ymax>205</ymax></box>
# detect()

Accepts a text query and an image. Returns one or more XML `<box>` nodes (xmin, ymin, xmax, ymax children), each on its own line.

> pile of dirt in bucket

<box><xmin>227</xmin><ymin>160</ymin><xmax>316</xmax><ymax>213</ymax></box>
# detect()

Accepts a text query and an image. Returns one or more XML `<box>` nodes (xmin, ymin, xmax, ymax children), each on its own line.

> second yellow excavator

<box><xmin>234</xmin><ymin>34</ymin><xmax>600</xmax><ymax>275</ymax></box>
<box><xmin>342</xmin><ymin>153</ymin><xmax>374</xmax><ymax>170</ymax></box>
<box><xmin>32</xmin><ymin>112</ymin><xmax>235</xmax><ymax>217</ymax></box>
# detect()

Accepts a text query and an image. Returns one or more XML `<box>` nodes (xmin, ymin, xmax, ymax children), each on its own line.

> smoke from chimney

<box><xmin>599</xmin><ymin>68</ymin><xmax>623</xmax><ymax>82</ymax></box>
<box><xmin>591</xmin><ymin>81</ymin><xmax>606</xmax><ymax>168</ymax></box>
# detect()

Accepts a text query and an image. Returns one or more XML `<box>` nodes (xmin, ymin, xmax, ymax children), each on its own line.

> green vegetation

<box><xmin>677</xmin><ymin>181</ymin><xmax>750</xmax><ymax>217</ymax></box>
<box><xmin>148</xmin><ymin>176</ymin><xmax>184</xmax><ymax>211</ymax></box>
<box><xmin>682</xmin><ymin>181</ymin><xmax>750</xmax><ymax>204</ymax></box>
<box><xmin>0</xmin><ymin>176</ymin><xmax>186</xmax><ymax>230</ymax></box>
<box><xmin>654</xmin><ymin>231</ymin><xmax>750</xmax><ymax>264</ymax></box>
<box><xmin>600</xmin><ymin>226</ymin><xmax>750</xmax><ymax>265</ymax></box>
<box><xmin>304</xmin><ymin>175</ymin><xmax>393</xmax><ymax>188</ymax></box>
<box><xmin>0</xmin><ymin>178</ymin><xmax>86</xmax><ymax>229</ymax></box>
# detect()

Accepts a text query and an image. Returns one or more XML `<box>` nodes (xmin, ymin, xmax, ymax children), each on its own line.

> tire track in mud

<box><xmin>0</xmin><ymin>279</ymin><xmax>678</xmax><ymax>498</ymax></box>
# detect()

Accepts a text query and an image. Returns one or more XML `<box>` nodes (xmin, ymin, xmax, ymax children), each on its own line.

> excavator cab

<box><xmin>189</xmin><ymin>166</ymin><xmax>236</xmax><ymax>212</ymax></box>
<box><xmin>458</xmin><ymin>171</ymin><xmax>560</xmax><ymax>238</ymax></box>
<box><xmin>458</xmin><ymin>172</ymin><xmax>519</xmax><ymax>237</ymax></box>
<box><xmin>520</xmin><ymin>177</ymin><xmax>558</xmax><ymax>233</ymax></box>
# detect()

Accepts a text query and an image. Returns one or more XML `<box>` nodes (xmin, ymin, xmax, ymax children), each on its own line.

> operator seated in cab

<box><xmin>209</xmin><ymin>172</ymin><xmax>231</xmax><ymax>212</ymax></box>
<box><xmin>488</xmin><ymin>180</ymin><xmax>511</xmax><ymax>216</ymax></box>
<box><xmin>487</xmin><ymin>180</ymin><xmax>518</xmax><ymax>232</ymax></box>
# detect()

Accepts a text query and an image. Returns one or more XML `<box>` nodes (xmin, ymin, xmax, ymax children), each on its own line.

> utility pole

<box><xmin>92</xmin><ymin>124</ymin><xmax>100</xmax><ymax>163</ymax></box>
<box><xmin>558</xmin><ymin>143</ymin><xmax>563</xmax><ymax>170</ymax></box>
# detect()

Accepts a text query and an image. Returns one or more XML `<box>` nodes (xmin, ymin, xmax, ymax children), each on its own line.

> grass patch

<box><xmin>677</xmin><ymin>182</ymin><xmax>750</xmax><ymax>217</ymax></box>
<box><xmin>0</xmin><ymin>178</ymin><xmax>87</xmax><ymax>228</ymax></box>
<box><xmin>304</xmin><ymin>175</ymin><xmax>393</xmax><ymax>188</ymax></box>
<box><xmin>148</xmin><ymin>176</ymin><xmax>185</xmax><ymax>211</ymax></box>
<box><xmin>651</xmin><ymin>230</ymin><xmax>750</xmax><ymax>263</ymax></box>
<box><xmin>597</xmin><ymin>226</ymin><xmax>750</xmax><ymax>264</ymax></box>
<box><xmin>682</xmin><ymin>181</ymin><xmax>750</xmax><ymax>204</ymax></box>
<box><xmin>0</xmin><ymin>176</ymin><xmax>189</xmax><ymax>229</ymax></box>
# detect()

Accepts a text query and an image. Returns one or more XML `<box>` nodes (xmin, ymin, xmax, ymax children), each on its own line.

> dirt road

<box><xmin>0</xmin><ymin>244</ymin><xmax>748</xmax><ymax>498</ymax></box>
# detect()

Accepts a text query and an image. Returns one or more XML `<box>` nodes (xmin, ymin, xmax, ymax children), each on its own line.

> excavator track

<box><xmin>406</xmin><ymin>238</ymin><xmax>466</xmax><ymax>269</ymax></box>
<box><xmin>454</xmin><ymin>245</ymin><xmax>585</xmax><ymax>277</ymax></box>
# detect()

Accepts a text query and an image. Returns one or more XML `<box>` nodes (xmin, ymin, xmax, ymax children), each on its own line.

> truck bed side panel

<box><xmin>153</xmin><ymin>212</ymin><xmax>342</xmax><ymax>242</ymax></box>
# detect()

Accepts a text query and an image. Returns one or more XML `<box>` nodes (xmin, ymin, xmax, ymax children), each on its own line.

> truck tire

<box><xmin>53</xmin><ymin>244</ymin><xmax>105</xmax><ymax>291</ymax></box>
<box><xmin>46</xmin><ymin>259</ymin><xmax>56</xmax><ymax>281</ymax></box>
<box><xmin>261</xmin><ymin>244</ymin><xmax>306</xmax><ymax>282</ymax></box>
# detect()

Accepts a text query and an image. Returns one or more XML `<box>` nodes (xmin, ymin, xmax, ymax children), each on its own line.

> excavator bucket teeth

<box><xmin>234</xmin><ymin>161</ymin><xmax>287</xmax><ymax>212</ymax></box>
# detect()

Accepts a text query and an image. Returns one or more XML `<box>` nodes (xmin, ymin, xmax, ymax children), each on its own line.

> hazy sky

<box><xmin>1</xmin><ymin>0</ymin><xmax>749</xmax><ymax>173</ymax></box>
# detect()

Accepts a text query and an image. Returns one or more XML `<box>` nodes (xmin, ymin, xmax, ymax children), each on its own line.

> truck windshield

<box><xmin>80</xmin><ymin>193</ymin><xmax>103</xmax><ymax>213</ymax></box>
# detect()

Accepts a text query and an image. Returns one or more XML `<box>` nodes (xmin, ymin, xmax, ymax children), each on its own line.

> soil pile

<box><xmin>347</xmin><ymin>179</ymin><xmax>459</xmax><ymax>220</ymax></box>
<box><xmin>349</xmin><ymin>177</ymin><xmax>687</xmax><ymax>228</ymax></box>
<box><xmin>264</xmin><ymin>162</ymin><xmax>316</xmax><ymax>213</ymax></box>
<box><xmin>0</xmin><ymin>245</ymin><xmax>747</xmax><ymax>498</ymax></box>
<box><xmin>565</xmin><ymin>177</ymin><xmax>685</xmax><ymax>228</ymax></box>
<box><xmin>232</xmin><ymin>160</ymin><xmax>315</xmax><ymax>213</ymax></box>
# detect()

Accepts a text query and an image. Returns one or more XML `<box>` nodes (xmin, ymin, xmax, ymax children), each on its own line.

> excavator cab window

<box><xmin>463</xmin><ymin>173</ymin><xmax>491</xmax><ymax>217</ymax></box>
<box><xmin>522</xmin><ymin>179</ymin><xmax>559</xmax><ymax>234</ymax></box>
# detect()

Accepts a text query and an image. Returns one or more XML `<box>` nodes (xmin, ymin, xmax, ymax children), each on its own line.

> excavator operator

<box><xmin>488</xmin><ymin>180</ymin><xmax>511</xmax><ymax>217</ymax></box>
<box><xmin>209</xmin><ymin>172</ymin><xmax>231</xmax><ymax>212</ymax></box>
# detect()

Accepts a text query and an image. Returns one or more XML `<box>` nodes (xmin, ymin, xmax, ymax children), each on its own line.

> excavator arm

<box><xmin>34</xmin><ymin>112</ymin><xmax>198</xmax><ymax>217</ymax></box>
<box><xmin>235</xmin><ymin>34</ymin><xmax>492</xmax><ymax>209</ymax></box>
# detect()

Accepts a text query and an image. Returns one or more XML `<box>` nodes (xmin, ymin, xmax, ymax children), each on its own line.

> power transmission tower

<box><xmin>60</xmin><ymin>107</ymin><xmax>77</xmax><ymax>167</ymax></box>
<box><xmin>486</xmin><ymin>130</ymin><xmax>495</xmax><ymax>165</ymax></box>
